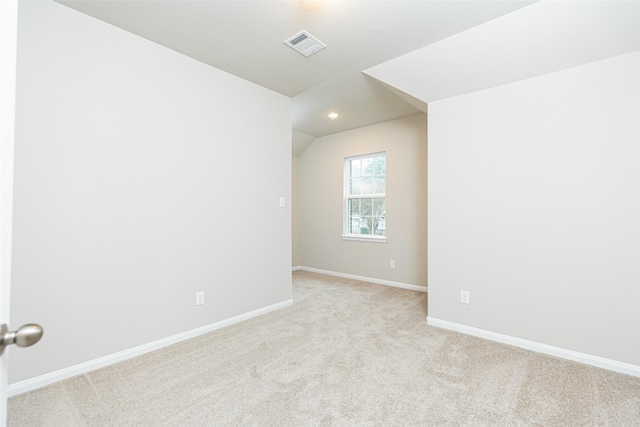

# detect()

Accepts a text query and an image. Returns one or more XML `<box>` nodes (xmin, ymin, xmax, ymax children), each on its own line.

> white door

<box><xmin>1</xmin><ymin>1</ymin><xmax>19</xmax><ymax>425</ymax></box>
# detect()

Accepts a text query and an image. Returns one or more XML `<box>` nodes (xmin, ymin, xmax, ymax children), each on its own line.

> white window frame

<box><xmin>342</xmin><ymin>152</ymin><xmax>387</xmax><ymax>243</ymax></box>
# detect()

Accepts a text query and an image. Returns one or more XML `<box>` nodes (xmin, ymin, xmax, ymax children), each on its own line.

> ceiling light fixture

<box><xmin>328</xmin><ymin>112</ymin><xmax>339</xmax><ymax>119</ymax></box>
<box><xmin>299</xmin><ymin>0</ymin><xmax>327</xmax><ymax>13</ymax></box>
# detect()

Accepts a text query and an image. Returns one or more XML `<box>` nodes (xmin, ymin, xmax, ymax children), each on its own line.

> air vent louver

<box><xmin>284</xmin><ymin>31</ymin><xmax>326</xmax><ymax>57</ymax></box>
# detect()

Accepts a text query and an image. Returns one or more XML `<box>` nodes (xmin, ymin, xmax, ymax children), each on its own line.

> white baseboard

<box><xmin>426</xmin><ymin>316</ymin><xmax>640</xmax><ymax>378</ymax></box>
<box><xmin>291</xmin><ymin>266</ymin><xmax>302</xmax><ymax>271</ymax></box>
<box><xmin>296</xmin><ymin>266</ymin><xmax>427</xmax><ymax>293</ymax></box>
<box><xmin>8</xmin><ymin>299</ymin><xmax>293</xmax><ymax>397</ymax></box>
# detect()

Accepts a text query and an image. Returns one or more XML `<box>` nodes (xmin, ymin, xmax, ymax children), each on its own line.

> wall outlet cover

<box><xmin>460</xmin><ymin>290</ymin><xmax>470</xmax><ymax>304</ymax></box>
<box><xmin>196</xmin><ymin>291</ymin><xmax>205</xmax><ymax>305</ymax></box>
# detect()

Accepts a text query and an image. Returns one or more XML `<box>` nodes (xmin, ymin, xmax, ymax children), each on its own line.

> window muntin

<box><xmin>344</xmin><ymin>153</ymin><xmax>386</xmax><ymax>238</ymax></box>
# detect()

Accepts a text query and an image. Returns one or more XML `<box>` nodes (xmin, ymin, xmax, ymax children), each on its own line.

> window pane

<box><xmin>373</xmin><ymin>198</ymin><xmax>385</xmax><ymax>216</ymax></box>
<box><xmin>361</xmin><ymin>176</ymin><xmax>373</xmax><ymax>195</ymax></box>
<box><xmin>361</xmin><ymin>198</ymin><xmax>372</xmax><ymax>215</ymax></box>
<box><xmin>350</xmin><ymin>159</ymin><xmax>361</xmax><ymax>178</ymax></box>
<box><xmin>374</xmin><ymin>156</ymin><xmax>386</xmax><ymax>175</ymax></box>
<box><xmin>361</xmin><ymin>157</ymin><xmax>373</xmax><ymax>176</ymax></box>
<box><xmin>374</xmin><ymin>217</ymin><xmax>386</xmax><ymax>236</ymax></box>
<box><xmin>359</xmin><ymin>217</ymin><xmax>371</xmax><ymax>234</ymax></box>
<box><xmin>350</xmin><ymin>177</ymin><xmax>362</xmax><ymax>195</ymax></box>
<box><xmin>349</xmin><ymin>216</ymin><xmax>371</xmax><ymax>234</ymax></box>
<box><xmin>349</xmin><ymin>198</ymin><xmax>360</xmax><ymax>215</ymax></box>
<box><xmin>374</xmin><ymin>177</ymin><xmax>385</xmax><ymax>194</ymax></box>
<box><xmin>349</xmin><ymin>217</ymin><xmax>360</xmax><ymax>234</ymax></box>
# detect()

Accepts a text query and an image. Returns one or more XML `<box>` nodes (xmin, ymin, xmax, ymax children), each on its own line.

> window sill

<box><xmin>341</xmin><ymin>235</ymin><xmax>387</xmax><ymax>243</ymax></box>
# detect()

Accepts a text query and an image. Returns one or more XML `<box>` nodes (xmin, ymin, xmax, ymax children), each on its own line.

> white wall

<box><xmin>428</xmin><ymin>51</ymin><xmax>640</xmax><ymax>366</ymax></box>
<box><xmin>10</xmin><ymin>1</ymin><xmax>291</xmax><ymax>384</ymax></box>
<box><xmin>1</xmin><ymin>0</ymin><xmax>19</xmax><ymax>419</ymax></box>
<box><xmin>298</xmin><ymin>114</ymin><xmax>427</xmax><ymax>286</ymax></box>
<box><xmin>292</xmin><ymin>156</ymin><xmax>300</xmax><ymax>267</ymax></box>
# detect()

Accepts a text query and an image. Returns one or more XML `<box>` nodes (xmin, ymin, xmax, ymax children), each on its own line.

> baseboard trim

<box><xmin>8</xmin><ymin>299</ymin><xmax>293</xmax><ymax>397</ymax></box>
<box><xmin>291</xmin><ymin>266</ymin><xmax>302</xmax><ymax>271</ymax></box>
<box><xmin>296</xmin><ymin>266</ymin><xmax>427</xmax><ymax>293</ymax></box>
<box><xmin>426</xmin><ymin>316</ymin><xmax>640</xmax><ymax>378</ymax></box>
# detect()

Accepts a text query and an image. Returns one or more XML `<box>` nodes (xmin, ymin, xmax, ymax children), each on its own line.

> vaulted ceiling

<box><xmin>53</xmin><ymin>0</ymin><xmax>640</xmax><ymax>156</ymax></box>
<box><xmin>55</xmin><ymin>0</ymin><xmax>535</xmax><ymax>151</ymax></box>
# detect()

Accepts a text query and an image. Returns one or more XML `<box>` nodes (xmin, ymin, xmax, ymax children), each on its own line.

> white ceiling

<box><xmin>366</xmin><ymin>0</ymin><xmax>640</xmax><ymax>104</ymax></box>
<box><xmin>55</xmin><ymin>0</ymin><xmax>536</xmax><ymax>148</ymax></box>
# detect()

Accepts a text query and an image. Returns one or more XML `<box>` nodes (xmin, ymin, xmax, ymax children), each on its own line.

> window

<box><xmin>343</xmin><ymin>152</ymin><xmax>386</xmax><ymax>242</ymax></box>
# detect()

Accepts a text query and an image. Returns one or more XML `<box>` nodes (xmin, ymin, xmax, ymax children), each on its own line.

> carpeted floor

<box><xmin>8</xmin><ymin>271</ymin><xmax>640</xmax><ymax>426</ymax></box>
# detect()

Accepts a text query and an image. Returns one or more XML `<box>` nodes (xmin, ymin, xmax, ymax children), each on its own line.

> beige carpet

<box><xmin>8</xmin><ymin>271</ymin><xmax>640</xmax><ymax>426</ymax></box>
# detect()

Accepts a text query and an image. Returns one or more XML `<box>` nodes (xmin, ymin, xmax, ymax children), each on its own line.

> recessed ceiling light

<box><xmin>328</xmin><ymin>112</ymin><xmax>339</xmax><ymax>119</ymax></box>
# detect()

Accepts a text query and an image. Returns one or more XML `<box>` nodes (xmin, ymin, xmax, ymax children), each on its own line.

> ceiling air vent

<box><xmin>284</xmin><ymin>30</ymin><xmax>326</xmax><ymax>57</ymax></box>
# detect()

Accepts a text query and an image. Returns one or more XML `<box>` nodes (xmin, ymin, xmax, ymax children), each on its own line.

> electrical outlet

<box><xmin>196</xmin><ymin>291</ymin><xmax>205</xmax><ymax>306</ymax></box>
<box><xmin>390</xmin><ymin>260</ymin><xmax>396</xmax><ymax>269</ymax></box>
<box><xmin>279</xmin><ymin>197</ymin><xmax>286</xmax><ymax>208</ymax></box>
<box><xmin>460</xmin><ymin>290</ymin><xmax>470</xmax><ymax>304</ymax></box>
